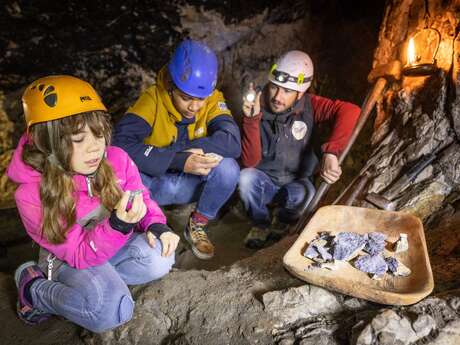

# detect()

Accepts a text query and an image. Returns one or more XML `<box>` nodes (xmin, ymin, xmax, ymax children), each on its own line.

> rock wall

<box><xmin>351</xmin><ymin>0</ymin><xmax>460</xmax><ymax>223</ymax></box>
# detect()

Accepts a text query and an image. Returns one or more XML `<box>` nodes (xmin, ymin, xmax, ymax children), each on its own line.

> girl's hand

<box><xmin>146</xmin><ymin>231</ymin><xmax>180</xmax><ymax>257</ymax></box>
<box><xmin>115</xmin><ymin>191</ymin><xmax>147</xmax><ymax>223</ymax></box>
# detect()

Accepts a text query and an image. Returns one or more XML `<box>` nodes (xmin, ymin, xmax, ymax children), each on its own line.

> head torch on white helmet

<box><xmin>268</xmin><ymin>50</ymin><xmax>314</xmax><ymax>93</ymax></box>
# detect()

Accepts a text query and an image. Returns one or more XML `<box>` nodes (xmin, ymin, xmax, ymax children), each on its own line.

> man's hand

<box><xmin>184</xmin><ymin>153</ymin><xmax>220</xmax><ymax>176</ymax></box>
<box><xmin>146</xmin><ymin>231</ymin><xmax>180</xmax><ymax>257</ymax></box>
<box><xmin>242</xmin><ymin>82</ymin><xmax>261</xmax><ymax>118</ymax></box>
<box><xmin>320</xmin><ymin>153</ymin><xmax>342</xmax><ymax>184</ymax></box>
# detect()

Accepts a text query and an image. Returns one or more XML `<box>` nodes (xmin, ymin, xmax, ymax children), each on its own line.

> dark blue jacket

<box><xmin>113</xmin><ymin>113</ymin><xmax>241</xmax><ymax>177</ymax></box>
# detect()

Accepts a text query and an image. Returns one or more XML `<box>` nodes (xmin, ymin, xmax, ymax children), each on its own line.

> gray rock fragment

<box><xmin>364</xmin><ymin>232</ymin><xmax>387</xmax><ymax>255</ymax></box>
<box><xmin>394</xmin><ymin>233</ymin><xmax>409</xmax><ymax>253</ymax></box>
<box><xmin>354</xmin><ymin>254</ymin><xmax>388</xmax><ymax>276</ymax></box>
<box><xmin>304</xmin><ymin>238</ymin><xmax>332</xmax><ymax>262</ymax></box>
<box><xmin>263</xmin><ymin>285</ymin><xmax>343</xmax><ymax>326</ymax></box>
<box><xmin>412</xmin><ymin>314</ymin><xmax>436</xmax><ymax>338</ymax></box>
<box><xmin>385</xmin><ymin>256</ymin><xmax>411</xmax><ymax>276</ymax></box>
<box><xmin>385</xmin><ymin>256</ymin><xmax>399</xmax><ymax>273</ymax></box>
<box><xmin>356</xmin><ymin>309</ymin><xmax>417</xmax><ymax>345</ymax></box>
<box><xmin>332</xmin><ymin>232</ymin><xmax>367</xmax><ymax>261</ymax></box>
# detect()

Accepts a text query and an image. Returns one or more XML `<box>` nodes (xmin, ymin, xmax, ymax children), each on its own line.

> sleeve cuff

<box><xmin>169</xmin><ymin>152</ymin><xmax>192</xmax><ymax>171</ymax></box>
<box><xmin>109</xmin><ymin>211</ymin><xmax>135</xmax><ymax>234</ymax></box>
<box><xmin>148</xmin><ymin>223</ymin><xmax>172</xmax><ymax>238</ymax></box>
<box><xmin>321</xmin><ymin>144</ymin><xmax>340</xmax><ymax>157</ymax></box>
<box><xmin>243</xmin><ymin>113</ymin><xmax>262</xmax><ymax>122</ymax></box>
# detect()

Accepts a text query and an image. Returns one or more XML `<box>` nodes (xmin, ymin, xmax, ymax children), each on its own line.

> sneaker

<box><xmin>269</xmin><ymin>216</ymin><xmax>290</xmax><ymax>241</ymax></box>
<box><xmin>244</xmin><ymin>226</ymin><xmax>270</xmax><ymax>249</ymax></box>
<box><xmin>184</xmin><ymin>216</ymin><xmax>215</xmax><ymax>260</ymax></box>
<box><xmin>14</xmin><ymin>261</ymin><xmax>51</xmax><ymax>325</ymax></box>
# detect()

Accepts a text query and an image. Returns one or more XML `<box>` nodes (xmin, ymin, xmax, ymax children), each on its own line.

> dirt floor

<box><xmin>2</xmin><ymin>199</ymin><xmax>460</xmax><ymax>345</ymax></box>
<box><xmin>0</xmin><ymin>201</ymin><xmax>259</xmax><ymax>345</ymax></box>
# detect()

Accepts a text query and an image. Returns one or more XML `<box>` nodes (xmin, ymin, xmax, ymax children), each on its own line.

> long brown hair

<box><xmin>22</xmin><ymin>111</ymin><xmax>122</xmax><ymax>244</ymax></box>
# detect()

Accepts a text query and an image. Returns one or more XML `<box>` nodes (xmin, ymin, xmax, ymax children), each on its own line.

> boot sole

<box><xmin>183</xmin><ymin>229</ymin><xmax>214</xmax><ymax>260</ymax></box>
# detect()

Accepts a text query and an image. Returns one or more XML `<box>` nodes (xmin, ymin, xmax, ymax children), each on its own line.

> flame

<box><xmin>407</xmin><ymin>37</ymin><xmax>416</xmax><ymax>65</ymax></box>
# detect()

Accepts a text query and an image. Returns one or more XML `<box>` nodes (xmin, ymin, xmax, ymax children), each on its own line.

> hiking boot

<box><xmin>269</xmin><ymin>216</ymin><xmax>290</xmax><ymax>241</ymax></box>
<box><xmin>14</xmin><ymin>261</ymin><xmax>51</xmax><ymax>325</ymax></box>
<box><xmin>184</xmin><ymin>216</ymin><xmax>214</xmax><ymax>260</ymax></box>
<box><xmin>244</xmin><ymin>226</ymin><xmax>270</xmax><ymax>249</ymax></box>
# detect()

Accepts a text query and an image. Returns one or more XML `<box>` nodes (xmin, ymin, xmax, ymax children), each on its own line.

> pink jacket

<box><xmin>7</xmin><ymin>135</ymin><xmax>166</xmax><ymax>269</ymax></box>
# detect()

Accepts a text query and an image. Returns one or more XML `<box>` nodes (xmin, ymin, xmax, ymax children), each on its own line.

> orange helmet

<box><xmin>22</xmin><ymin>75</ymin><xmax>107</xmax><ymax>129</ymax></box>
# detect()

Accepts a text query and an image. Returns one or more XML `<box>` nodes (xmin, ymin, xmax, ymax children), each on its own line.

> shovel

<box><xmin>293</xmin><ymin>60</ymin><xmax>402</xmax><ymax>233</ymax></box>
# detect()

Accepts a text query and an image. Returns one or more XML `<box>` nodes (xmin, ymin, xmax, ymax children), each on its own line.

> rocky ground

<box><xmin>2</xmin><ymin>203</ymin><xmax>460</xmax><ymax>345</ymax></box>
<box><xmin>0</xmin><ymin>204</ymin><xmax>259</xmax><ymax>345</ymax></box>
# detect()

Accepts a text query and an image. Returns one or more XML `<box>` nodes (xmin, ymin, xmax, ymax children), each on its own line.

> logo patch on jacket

<box><xmin>194</xmin><ymin>127</ymin><xmax>204</xmax><ymax>137</ymax></box>
<box><xmin>218</xmin><ymin>101</ymin><xmax>228</xmax><ymax>111</ymax></box>
<box><xmin>292</xmin><ymin>121</ymin><xmax>308</xmax><ymax>140</ymax></box>
<box><xmin>144</xmin><ymin>146</ymin><xmax>153</xmax><ymax>156</ymax></box>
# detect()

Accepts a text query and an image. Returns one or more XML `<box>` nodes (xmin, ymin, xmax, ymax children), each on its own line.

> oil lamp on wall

<box><xmin>402</xmin><ymin>28</ymin><xmax>440</xmax><ymax>76</ymax></box>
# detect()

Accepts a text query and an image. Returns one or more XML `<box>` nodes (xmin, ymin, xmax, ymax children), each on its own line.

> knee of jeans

<box><xmin>146</xmin><ymin>245</ymin><xmax>175</xmax><ymax>281</ymax></box>
<box><xmin>88</xmin><ymin>293</ymin><xmax>135</xmax><ymax>333</ymax></box>
<box><xmin>80</xmin><ymin>275</ymin><xmax>134</xmax><ymax>333</ymax></box>
<box><xmin>131</xmin><ymin>242</ymin><xmax>174</xmax><ymax>282</ymax></box>
<box><xmin>212</xmin><ymin>158</ymin><xmax>240</xmax><ymax>186</ymax></box>
<box><xmin>150</xmin><ymin>256</ymin><xmax>174</xmax><ymax>281</ymax></box>
<box><xmin>239</xmin><ymin>168</ymin><xmax>259</xmax><ymax>197</ymax></box>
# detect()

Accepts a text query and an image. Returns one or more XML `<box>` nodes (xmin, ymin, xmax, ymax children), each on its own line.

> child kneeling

<box><xmin>7</xmin><ymin>75</ymin><xmax>179</xmax><ymax>332</ymax></box>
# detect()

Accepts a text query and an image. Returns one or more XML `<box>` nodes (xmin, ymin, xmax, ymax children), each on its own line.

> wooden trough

<box><xmin>283</xmin><ymin>205</ymin><xmax>434</xmax><ymax>305</ymax></box>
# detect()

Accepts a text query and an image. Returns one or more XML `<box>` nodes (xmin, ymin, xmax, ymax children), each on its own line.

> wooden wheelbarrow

<box><xmin>283</xmin><ymin>205</ymin><xmax>434</xmax><ymax>305</ymax></box>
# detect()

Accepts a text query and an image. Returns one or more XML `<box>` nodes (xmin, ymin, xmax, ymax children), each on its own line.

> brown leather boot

<box><xmin>184</xmin><ymin>213</ymin><xmax>214</xmax><ymax>260</ymax></box>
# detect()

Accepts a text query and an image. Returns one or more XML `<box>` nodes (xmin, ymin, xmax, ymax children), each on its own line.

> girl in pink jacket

<box><xmin>7</xmin><ymin>75</ymin><xmax>179</xmax><ymax>332</ymax></box>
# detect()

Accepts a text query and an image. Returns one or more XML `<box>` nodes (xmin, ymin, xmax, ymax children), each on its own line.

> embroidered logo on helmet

<box><xmin>292</xmin><ymin>121</ymin><xmax>308</xmax><ymax>140</ymax></box>
<box><xmin>80</xmin><ymin>96</ymin><xmax>93</xmax><ymax>102</ymax></box>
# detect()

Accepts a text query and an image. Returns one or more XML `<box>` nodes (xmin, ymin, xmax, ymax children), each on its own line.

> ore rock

<box><xmin>332</xmin><ymin>232</ymin><xmax>367</xmax><ymax>261</ymax></box>
<box><xmin>363</xmin><ymin>232</ymin><xmax>387</xmax><ymax>255</ymax></box>
<box><xmin>354</xmin><ymin>254</ymin><xmax>388</xmax><ymax>276</ymax></box>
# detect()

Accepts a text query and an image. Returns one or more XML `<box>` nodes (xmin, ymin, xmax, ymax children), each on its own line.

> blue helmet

<box><xmin>168</xmin><ymin>40</ymin><xmax>218</xmax><ymax>99</ymax></box>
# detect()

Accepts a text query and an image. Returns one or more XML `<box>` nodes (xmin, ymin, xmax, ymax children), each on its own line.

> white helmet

<box><xmin>268</xmin><ymin>50</ymin><xmax>314</xmax><ymax>92</ymax></box>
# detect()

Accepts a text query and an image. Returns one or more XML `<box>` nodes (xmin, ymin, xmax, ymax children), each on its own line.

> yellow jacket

<box><xmin>127</xmin><ymin>66</ymin><xmax>232</xmax><ymax>148</ymax></box>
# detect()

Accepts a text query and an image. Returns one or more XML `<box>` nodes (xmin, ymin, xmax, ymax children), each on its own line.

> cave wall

<box><xmin>353</xmin><ymin>0</ymin><xmax>460</xmax><ymax>223</ymax></box>
<box><xmin>0</xmin><ymin>0</ymin><xmax>385</xmax><ymax>208</ymax></box>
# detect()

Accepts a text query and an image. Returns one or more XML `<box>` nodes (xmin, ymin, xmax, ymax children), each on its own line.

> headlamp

<box><xmin>271</xmin><ymin>69</ymin><xmax>312</xmax><ymax>85</ymax></box>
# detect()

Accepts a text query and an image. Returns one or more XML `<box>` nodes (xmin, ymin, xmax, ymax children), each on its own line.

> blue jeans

<box><xmin>141</xmin><ymin>158</ymin><xmax>240</xmax><ymax>220</ymax></box>
<box><xmin>29</xmin><ymin>233</ymin><xmax>174</xmax><ymax>333</ymax></box>
<box><xmin>238</xmin><ymin>168</ymin><xmax>316</xmax><ymax>228</ymax></box>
